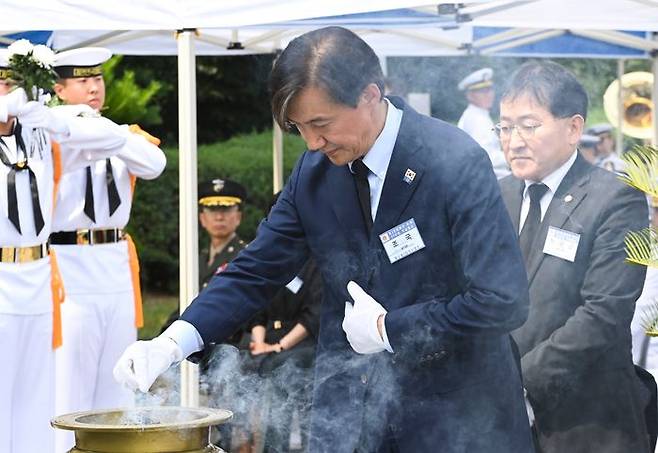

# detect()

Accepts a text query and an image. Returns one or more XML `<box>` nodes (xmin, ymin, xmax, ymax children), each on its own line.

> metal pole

<box><xmin>617</xmin><ymin>59</ymin><xmax>624</xmax><ymax>154</ymax></box>
<box><xmin>177</xmin><ymin>29</ymin><xmax>199</xmax><ymax>408</ymax></box>
<box><xmin>653</xmin><ymin>46</ymin><xmax>658</xmax><ymax>147</ymax></box>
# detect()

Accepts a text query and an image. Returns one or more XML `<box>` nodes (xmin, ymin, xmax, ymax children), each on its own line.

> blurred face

<box><xmin>467</xmin><ymin>86</ymin><xmax>495</xmax><ymax>110</ymax></box>
<box><xmin>286</xmin><ymin>84</ymin><xmax>385</xmax><ymax>166</ymax></box>
<box><xmin>0</xmin><ymin>79</ymin><xmax>13</xmax><ymax>96</ymax></box>
<box><xmin>595</xmin><ymin>132</ymin><xmax>614</xmax><ymax>156</ymax></box>
<box><xmin>54</xmin><ymin>75</ymin><xmax>105</xmax><ymax>111</ymax></box>
<box><xmin>499</xmin><ymin>94</ymin><xmax>584</xmax><ymax>182</ymax></box>
<box><xmin>199</xmin><ymin>206</ymin><xmax>242</xmax><ymax>241</ymax></box>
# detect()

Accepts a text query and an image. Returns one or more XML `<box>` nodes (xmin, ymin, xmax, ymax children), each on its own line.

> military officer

<box><xmin>458</xmin><ymin>67</ymin><xmax>510</xmax><ymax>179</ymax></box>
<box><xmin>578</xmin><ymin>133</ymin><xmax>600</xmax><ymax>164</ymax></box>
<box><xmin>198</xmin><ymin>178</ymin><xmax>247</xmax><ymax>289</ymax></box>
<box><xmin>48</xmin><ymin>47</ymin><xmax>166</xmax><ymax>453</ymax></box>
<box><xmin>0</xmin><ymin>48</ymin><xmax>134</xmax><ymax>453</ymax></box>
<box><xmin>160</xmin><ymin>178</ymin><xmax>248</xmax><ymax>345</ymax></box>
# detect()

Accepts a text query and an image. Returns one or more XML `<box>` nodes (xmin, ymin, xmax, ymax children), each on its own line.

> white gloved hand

<box><xmin>342</xmin><ymin>281</ymin><xmax>387</xmax><ymax>354</ymax></box>
<box><xmin>52</xmin><ymin>103</ymin><xmax>97</xmax><ymax>118</ymax></box>
<box><xmin>0</xmin><ymin>87</ymin><xmax>28</xmax><ymax>121</ymax></box>
<box><xmin>524</xmin><ymin>388</ymin><xmax>535</xmax><ymax>426</ymax></box>
<box><xmin>17</xmin><ymin>101</ymin><xmax>70</xmax><ymax>135</ymax></box>
<box><xmin>113</xmin><ymin>336</ymin><xmax>183</xmax><ymax>393</ymax></box>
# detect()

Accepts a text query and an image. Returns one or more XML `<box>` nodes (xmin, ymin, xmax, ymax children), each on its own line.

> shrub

<box><xmin>126</xmin><ymin>129</ymin><xmax>306</xmax><ymax>293</ymax></box>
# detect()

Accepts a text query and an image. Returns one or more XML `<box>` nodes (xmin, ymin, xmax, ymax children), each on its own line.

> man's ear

<box><xmin>568</xmin><ymin>114</ymin><xmax>586</xmax><ymax>147</ymax></box>
<box><xmin>361</xmin><ymin>83</ymin><xmax>382</xmax><ymax>105</ymax></box>
<box><xmin>53</xmin><ymin>82</ymin><xmax>66</xmax><ymax>101</ymax></box>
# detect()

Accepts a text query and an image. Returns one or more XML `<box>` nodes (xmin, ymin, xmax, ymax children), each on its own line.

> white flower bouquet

<box><xmin>7</xmin><ymin>39</ymin><xmax>57</xmax><ymax>101</ymax></box>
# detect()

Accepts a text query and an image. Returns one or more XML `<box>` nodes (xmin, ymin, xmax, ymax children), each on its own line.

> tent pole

<box><xmin>617</xmin><ymin>59</ymin><xmax>624</xmax><ymax>154</ymax></box>
<box><xmin>177</xmin><ymin>28</ymin><xmax>200</xmax><ymax>408</ymax></box>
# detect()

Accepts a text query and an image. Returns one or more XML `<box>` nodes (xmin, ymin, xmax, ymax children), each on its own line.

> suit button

<box><xmin>360</xmin><ymin>374</ymin><xmax>368</xmax><ymax>385</ymax></box>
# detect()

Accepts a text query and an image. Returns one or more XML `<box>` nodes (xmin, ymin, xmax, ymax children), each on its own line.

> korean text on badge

<box><xmin>379</xmin><ymin>218</ymin><xmax>426</xmax><ymax>264</ymax></box>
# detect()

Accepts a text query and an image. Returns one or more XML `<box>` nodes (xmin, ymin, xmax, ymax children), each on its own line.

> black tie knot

<box><xmin>527</xmin><ymin>183</ymin><xmax>548</xmax><ymax>204</ymax></box>
<box><xmin>352</xmin><ymin>158</ymin><xmax>370</xmax><ymax>180</ymax></box>
<box><xmin>11</xmin><ymin>160</ymin><xmax>28</xmax><ymax>171</ymax></box>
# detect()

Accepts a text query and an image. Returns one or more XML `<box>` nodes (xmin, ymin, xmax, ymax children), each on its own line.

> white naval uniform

<box><xmin>53</xmin><ymin>121</ymin><xmax>165</xmax><ymax>453</ymax></box>
<box><xmin>597</xmin><ymin>152</ymin><xmax>627</xmax><ymax>174</ymax></box>
<box><xmin>0</xmin><ymin>112</ymin><xmax>126</xmax><ymax>453</ymax></box>
<box><xmin>457</xmin><ymin>103</ymin><xmax>510</xmax><ymax>179</ymax></box>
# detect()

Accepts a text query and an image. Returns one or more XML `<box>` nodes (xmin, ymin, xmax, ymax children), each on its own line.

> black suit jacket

<box><xmin>500</xmin><ymin>154</ymin><xmax>651</xmax><ymax>452</ymax></box>
<box><xmin>183</xmin><ymin>97</ymin><xmax>534</xmax><ymax>452</ymax></box>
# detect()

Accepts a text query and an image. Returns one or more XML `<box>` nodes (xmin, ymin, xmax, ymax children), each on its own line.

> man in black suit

<box><xmin>115</xmin><ymin>27</ymin><xmax>533</xmax><ymax>452</ymax></box>
<box><xmin>498</xmin><ymin>61</ymin><xmax>651</xmax><ymax>452</ymax></box>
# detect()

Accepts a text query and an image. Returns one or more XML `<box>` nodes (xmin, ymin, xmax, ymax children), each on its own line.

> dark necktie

<box><xmin>351</xmin><ymin>158</ymin><xmax>373</xmax><ymax>234</ymax></box>
<box><xmin>519</xmin><ymin>183</ymin><xmax>549</xmax><ymax>264</ymax></box>
<box><xmin>0</xmin><ymin>122</ymin><xmax>45</xmax><ymax>235</ymax></box>
<box><xmin>83</xmin><ymin>158</ymin><xmax>121</xmax><ymax>223</ymax></box>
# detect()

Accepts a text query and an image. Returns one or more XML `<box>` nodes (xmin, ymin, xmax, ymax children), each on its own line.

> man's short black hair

<box><xmin>501</xmin><ymin>61</ymin><xmax>588</xmax><ymax>120</ymax></box>
<box><xmin>269</xmin><ymin>26</ymin><xmax>385</xmax><ymax>130</ymax></box>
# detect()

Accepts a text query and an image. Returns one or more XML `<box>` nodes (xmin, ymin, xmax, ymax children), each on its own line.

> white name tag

<box><xmin>285</xmin><ymin>276</ymin><xmax>304</xmax><ymax>294</ymax></box>
<box><xmin>379</xmin><ymin>218</ymin><xmax>426</xmax><ymax>264</ymax></box>
<box><xmin>543</xmin><ymin>226</ymin><xmax>580</xmax><ymax>262</ymax></box>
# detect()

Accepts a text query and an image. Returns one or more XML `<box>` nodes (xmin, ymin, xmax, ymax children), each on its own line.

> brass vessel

<box><xmin>51</xmin><ymin>406</ymin><xmax>232</xmax><ymax>453</ymax></box>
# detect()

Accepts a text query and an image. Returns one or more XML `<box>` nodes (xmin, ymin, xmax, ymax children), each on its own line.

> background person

<box><xmin>49</xmin><ymin>46</ymin><xmax>166</xmax><ymax>453</ymax></box>
<box><xmin>457</xmin><ymin>67</ymin><xmax>510</xmax><ymax>179</ymax></box>
<box><xmin>498</xmin><ymin>61</ymin><xmax>651</xmax><ymax>452</ymax></box>
<box><xmin>0</xmin><ymin>49</ymin><xmax>131</xmax><ymax>453</ymax></box>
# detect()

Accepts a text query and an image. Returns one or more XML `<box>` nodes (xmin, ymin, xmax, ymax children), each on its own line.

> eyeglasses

<box><xmin>492</xmin><ymin>123</ymin><xmax>543</xmax><ymax>141</ymax></box>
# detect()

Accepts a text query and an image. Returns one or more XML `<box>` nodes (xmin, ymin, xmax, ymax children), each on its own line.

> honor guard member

<box><xmin>48</xmin><ymin>47</ymin><xmax>166</xmax><ymax>453</ymax></box>
<box><xmin>587</xmin><ymin>123</ymin><xmax>626</xmax><ymax>173</ymax></box>
<box><xmin>0</xmin><ymin>49</ymin><xmax>132</xmax><ymax>453</ymax></box>
<box><xmin>458</xmin><ymin>67</ymin><xmax>510</xmax><ymax>179</ymax></box>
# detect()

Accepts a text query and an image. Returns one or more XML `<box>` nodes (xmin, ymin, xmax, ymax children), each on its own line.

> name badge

<box><xmin>543</xmin><ymin>226</ymin><xmax>580</xmax><ymax>262</ymax></box>
<box><xmin>285</xmin><ymin>276</ymin><xmax>304</xmax><ymax>294</ymax></box>
<box><xmin>379</xmin><ymin>218</ymin><xmax>426</xmax><ymax>264</ymax></box>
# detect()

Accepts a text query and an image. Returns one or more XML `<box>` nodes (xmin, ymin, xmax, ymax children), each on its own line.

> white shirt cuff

<box><xmin>162</xmin><ymin>320</ymin><xmax>204</xmax><ymax>359</ymax></box>
<box><xmin>380</xmin><ymin>313</ymin><xmax>394</xmax><ymax>353</ymax></box>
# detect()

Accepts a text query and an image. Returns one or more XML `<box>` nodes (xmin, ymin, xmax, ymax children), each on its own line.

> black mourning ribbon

<box><xmin>0</xmin><ymin>121</ymin><xmax>45</xmax><ymax>235</ymax></box>
<box><xmin>83</xmin><ymin>158</ymin><xmax>121</xmax><ymax>223</ymax></box>
<box><xmin>519</xmin><ymin>182</ymin><xmax>549</xmax><ymax>265</ymax></box>
<box><xmin>351</xmin><ymin>158</ymin><xmax>373</xmax><ymax>234</ymax></box>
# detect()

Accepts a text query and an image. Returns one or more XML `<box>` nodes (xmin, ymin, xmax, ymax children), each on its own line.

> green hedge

<box><xmin>126</xmin><ymin>129</ymin><xmax>306</xmax><ymax>293</ymax></box>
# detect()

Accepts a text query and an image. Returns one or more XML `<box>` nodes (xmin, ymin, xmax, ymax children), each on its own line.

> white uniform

<box><xmin>597</xmin><ymin>153</ymin><xmax>627</xmax><ymax>174</ymax></box>
<box><xmin>53</xmin><ymin>118</ymin><xmax>165</xmax><ymax>453</ymax></box>
<box><xmin>458</xmin><ymin>103</ymin><xmax>510</xmax><ymax>179</ymax></box>
<box><xmin>0</xmin><ymin>109</ymin><xmax>126</xmax><ymax>453</ymax></box>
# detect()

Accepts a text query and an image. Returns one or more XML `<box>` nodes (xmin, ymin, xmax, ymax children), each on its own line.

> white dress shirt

<box><xmin>519</xmin><ymin>150</ymin><xmax>578</xmax><ymax>233</ymax></box>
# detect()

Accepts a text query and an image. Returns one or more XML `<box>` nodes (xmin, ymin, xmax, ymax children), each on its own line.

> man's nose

<box><xmin>300</xmin><ymin>127</ymin><xmax>326</xmax><ymax>150</ymax></box>
<box><xmin>507</xmin><ymin>127</ymin><xmax>526</xmax><ymax>149</ymax></box>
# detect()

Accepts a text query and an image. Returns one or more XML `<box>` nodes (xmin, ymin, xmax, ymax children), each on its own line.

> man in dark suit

<box><xmin>497</xmin><ymin>61</ymin><xmax>651</xmax><ymax>452</ymax></box>
<box><xmin>114</xmin><ymin>27</ymin><xmax>533</xmax><ymax>452</ymax></box>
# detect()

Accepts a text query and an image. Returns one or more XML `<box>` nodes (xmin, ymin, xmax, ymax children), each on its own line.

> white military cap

<box><xmin>586</xmin><ymin>123</ymin><xmax>614</xmax><ymax>136</ymax></box>
<box><xmin>579</xmin><ymin>134</ymin><xmax>600</xmax><ymax>147</ymax></box>
<box><xmin>53</xmin><ymin>47</ymin><xmax>112</xmax><ymax>78</ymax></box>
<box><xmin>458</xmin><ymin>67</ymin><xmax>493</xmax><ymax>91</ymax></box>
<box><xmin>0</xmin><ymin>49</ymin><xmax>12</xmax><ymax>80</ymax></box>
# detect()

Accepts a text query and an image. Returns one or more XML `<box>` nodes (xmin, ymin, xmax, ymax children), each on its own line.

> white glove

<box><xmin>0</xmin><ymin>87</ymin><xmax>27</xmax><ymax>121</ymax></box>
<box><xmin>524</xmin><ymin>388</ymin><xmax>535</xmax><ymax>426</ymax></box>
<box><xmin>52</xmin><ymin>103</ymin><xmax>97</xmax><ymax>118</ymax></box>
<box><xmin>113</xmin><ymin>336</ymin><xmax>183</xmax><ymax>393</ymax></box>
<box><xmin>17</xmin><ymin>102</ymin><xmax>70</xmax><ymax>135</ymax></box>
<box><xmin>342</xmin><ymin>281</ymin><xmax>387</xmax><ymax>354</ymax></box>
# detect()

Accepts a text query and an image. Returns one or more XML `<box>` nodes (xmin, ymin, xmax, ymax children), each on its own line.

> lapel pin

<box><xmin>403</xmin><ymin>168</ymin><xmax>416</xmax><ymax>184</ymax></box>
<box><xmin>564</xmin><ymin>194</ymin><xmax>573</xmax><ymax>203</ymax></box>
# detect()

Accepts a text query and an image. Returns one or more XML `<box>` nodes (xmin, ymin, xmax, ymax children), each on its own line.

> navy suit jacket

<box><xmin>182</xmin><ymin>97</ymin><xmax>533</xmax><ymax>452</ymax></box>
